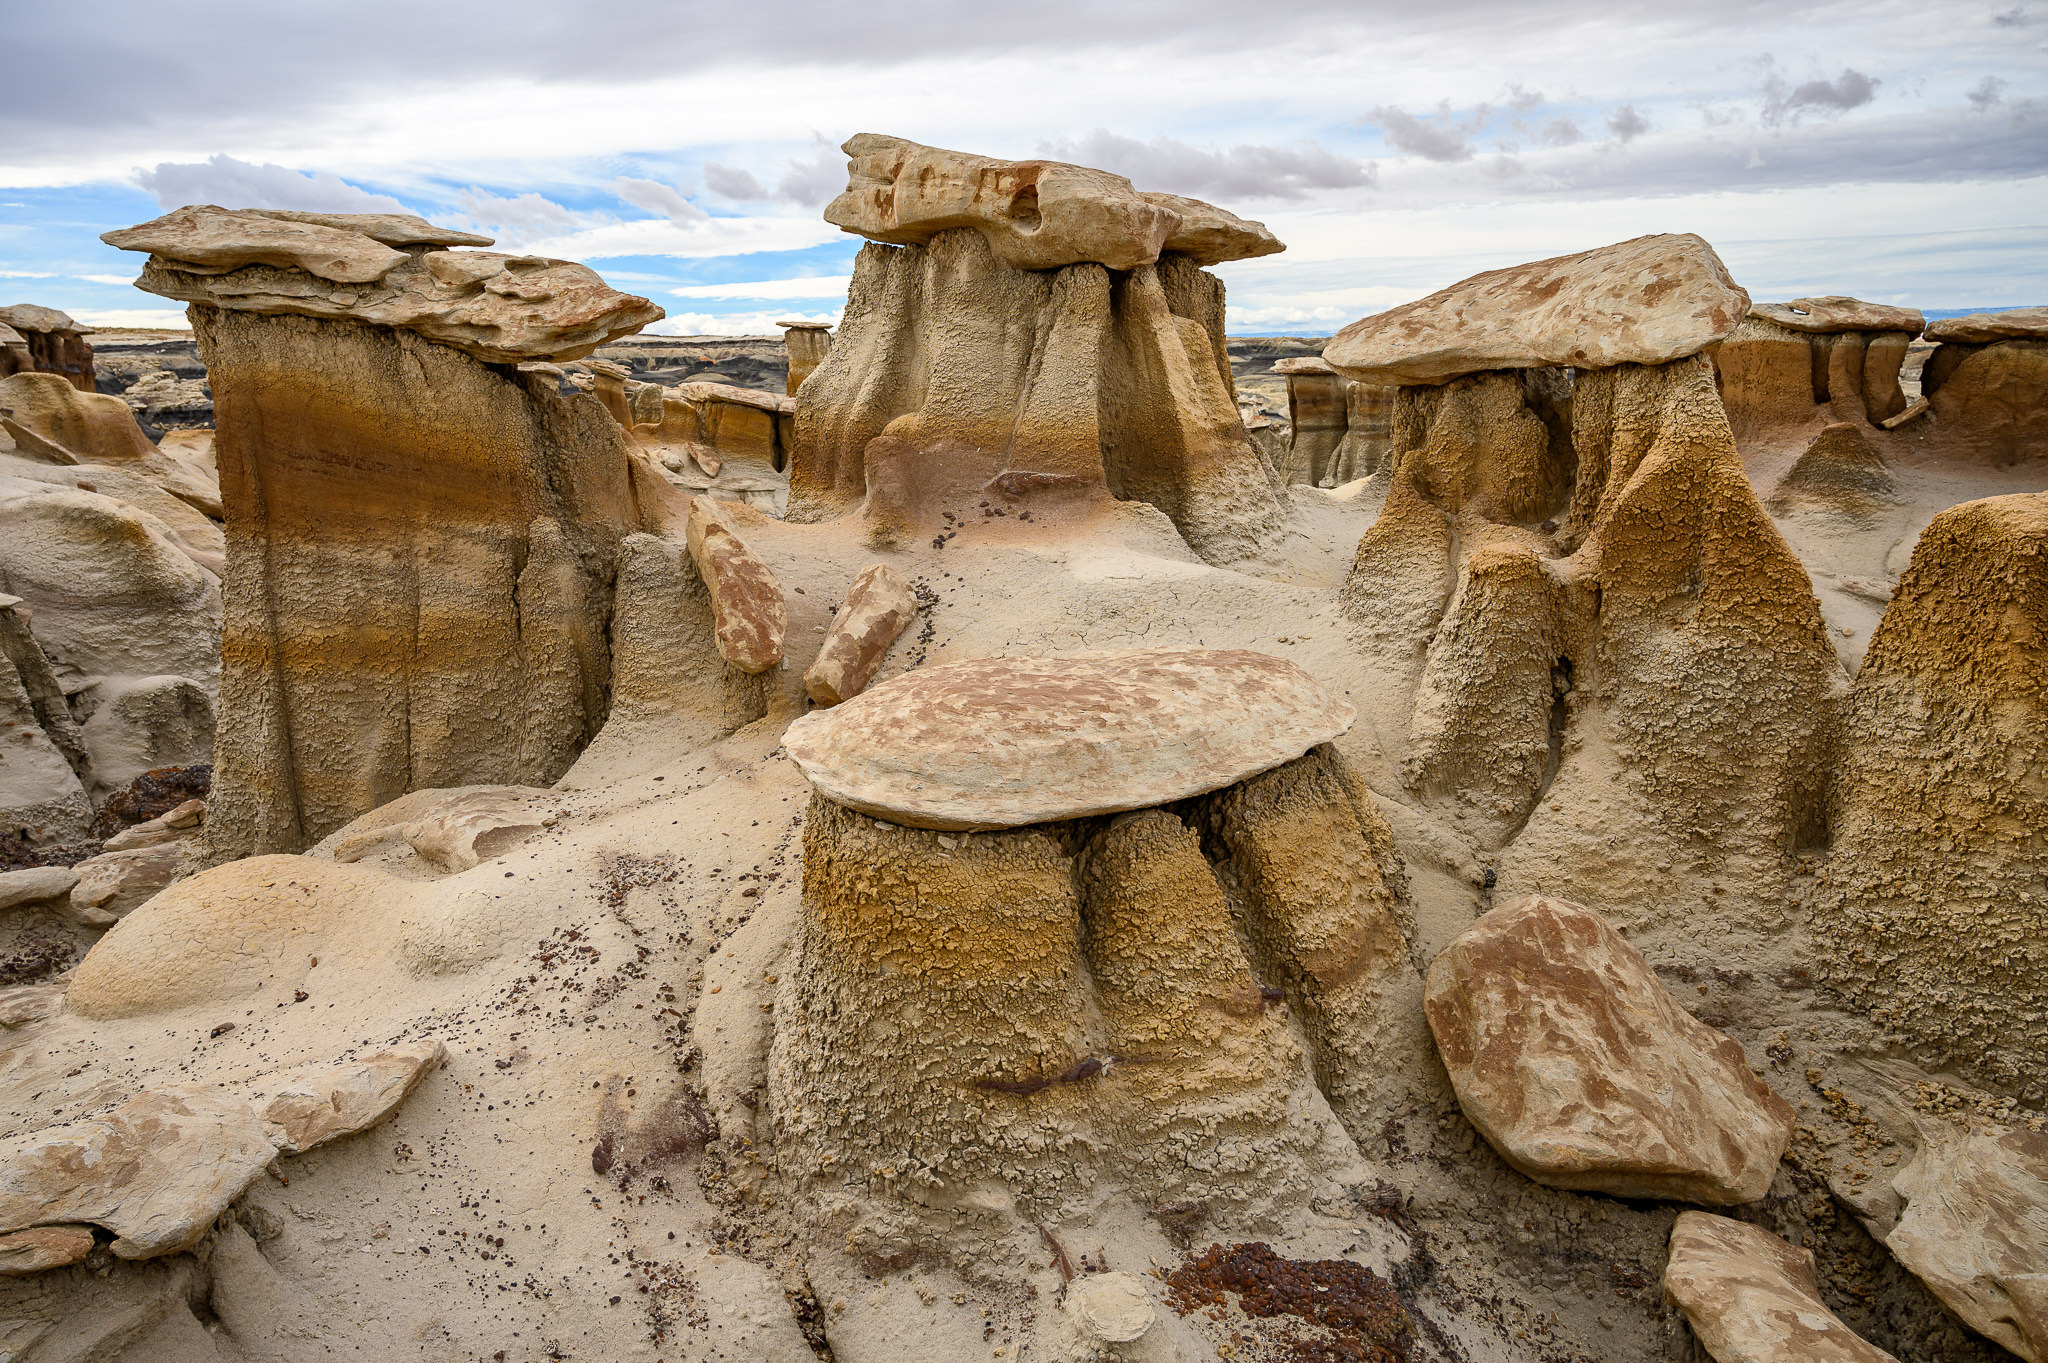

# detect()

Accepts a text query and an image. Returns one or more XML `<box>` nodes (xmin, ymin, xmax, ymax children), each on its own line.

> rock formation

<box><xmin>801</xmin><ymin>562</ymin><xmax>917</xmax><ymax>705</ymax></box>
<box><xmin>1919</xmin><ymin>309</ymin><xmax>2048</xmax><ymax>464</ymax></box>
<box><xmin>0</xmin><ymin>304</ymin><xmax>95</xmax><ymax>392</ymax></box>
<box><xmin>772</xmin><ymin>649</ymin><xmax>1409</xmax><ymax>1246</ymax></box>
<box><xmin>1424</xmin><ymin>896</ymin><xmax>1794</xmax><ymax>1204</ymax></box>
<box><xmin>791</xmin><ymin>135</ymin><xmax>1292</xmax><ymax>566</ymax></box>
<box><xmin>777</xmin><ymin>320</ymin><xmax>833</xmax><ymax>395</ymax></box>
<box><xmin>1813</xmin><ymin>492</ymin><xmax>2047</xmax><ymax>1102</ymax></box>
<box><xmin>1270</xmin><ymin>357</ymin><xmax>1390</xmax><ymax>486</ymax></box>
<box><xmin>1664</xmin><ymin>1212</ymin><xmax>1900</xmax><ymax>1362</ymax></box>
<box><xmin>1713</xmin><ymin>296</ymin><xmax>1921</xmax><ymax>445</ymax></box>
<box><xmin>105</xmin><ymin>207</ymin><xmax>689</xmax><ymax>856</ymax></box>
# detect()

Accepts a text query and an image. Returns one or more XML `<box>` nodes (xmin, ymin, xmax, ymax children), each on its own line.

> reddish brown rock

<box><xmin>1325</xmin><ymin>234</ymin><xmax>1749</xmax><ymax>385</ymax></box>
<box><xmin>686</xmin><ymin>497</ymin><xmax>786</xmax><ymax>674</ymax></box>
<box><xmin>802</xmin><ymin>564</ymin><xmax>918</xmax><ymax>706</ymax></box>
<box><xmin>1424</xmin><ymin>895</ymin><xmax>1794</xmax><ymax>1204</ymax></box>
<box><xmin>0</xmin><ymin>1225</ymin><xmax>96</xmax><ymax>1276</ymax></box>
<box><xmin>783</xmin><ymin>647</ymin><xmax>1355</xmax><ymax>830</ymax></box>
<box><xmin>1664</xmin><ymin>1212</ymin><xmax>1899</xmax><ymax>1362</ymax></box>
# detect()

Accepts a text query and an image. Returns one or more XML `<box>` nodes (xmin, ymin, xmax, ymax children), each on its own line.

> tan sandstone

<box><xmin>1663</xmin><ymin>1211</ymin><xmax>1899</xmax><ymax>1362</ymax></box>
<box><xmin>1750</xmin><ymin>297</ymin><xmax>1925</xmax><ymax>334</ymax></box>
<box><xmin>1923</xmin><ymin>306</ymin><xmax>2048</xmax><ymax>343</ymax></box>
<box><xmin>1425</xmin><ymin>896</ymin><xmax>1794</xmax><ymax>1204</ymax></box>
<box><xmin>1324</xmin><ymin>234</ymin><xmax>1749</xmax><ymax>385</ymax></box>
<box><xmin>801</xmin><ymin>563</ymin><xmax>918</xmax><ymax>706</ymax></box>
<box><xmin>783</xmin><ymin>647</ymin><xmax>1355</xmax><ymax>830</ymax></box>
<box><xmin>0</xmin><ymin>1225</ymin><xmax>97</xmax><ymax>1276</ymax></box>
<box><xmin>249</xmin><ymin>1042</ymin><xmax>445</xmax><ymax>1155</ymax></box>
<box><xmin>686</xmin><ymin>497</ymin><xmax>787</xmax><ymax>673</ymax></box>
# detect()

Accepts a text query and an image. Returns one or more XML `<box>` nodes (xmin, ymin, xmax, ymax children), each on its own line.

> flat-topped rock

<box><xmin>1140</xmin><ymin>190</ymin><xmax>1286</xmax><ymax>267</ymax></box>
<box><xmin>0</xmin><ymin>305</ymin><xmax>85</xmax><ymax>335</ymax></box>
<box><xmin>1425</xmin><ymin>895</ymin><xmax>1795</xmax><ymax>1204</ymax></box>
<box><xmin>1325</xmin><ymin>233</ymin><xmax>1749</xmax><ymax>386</ymax></box>
<box><xmin>1924</xmin><ymin>305</ymin><xmax>2048</xmax><ymax>343</ymax></box>
<box><xmin>1272</xmin><ymin>355</ymin><xmax>1337</xmax><ymax>376</ymax></box>
<box><xmin>672</xmin><ymin>380</ymin><xmax>795</xmax><ymax>413</ymax></box>
<box><xmin>239</xmin><ymin>209</ymin><xmax>494</xmax><ymax>248</ymax></box>
<box><xmin>104</xmin><ymin>206</ymin><xmax>662</xmax><ymax>364</ymax></box>
<box><xmin>782</xmin><ymin>646</ymin><xmax>1355</xmax><ymax>830</ymax></box>
<box><xmin>1664</xmin><ymin>1212</ymin><xmax>1899</xmax><ymax>1362</ymax></box>
<box><xmin>776</xmin><ymin>320</ymin><xmax>833</xmax><ymax>330</ymax></box>
<box><xmin>1752</xmin><ymin>297</ymin><xmax>1925</xmax><ymax>335</ymax></box>
<box><xmin>825</xmin><ymin>133</ymin><xmax>1281</xmax><ymax>272</ymax></box>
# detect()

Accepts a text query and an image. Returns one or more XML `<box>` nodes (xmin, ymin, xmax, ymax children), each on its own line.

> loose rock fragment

<box><xmin>686</xmin><ymin>497</ymin><xmax>787</xmax><ymax>674</ymax></box>
<box><xmin>1424</xmin><ymin>895</ymin><xmax>1794</xmax><ymax>1204</ymax></box>
<box><xmin>251</xmin><ymin>1041</ymin><xmax>445</xmax><ymax>1155</ymax></box>
<box><xmin>0</xmin><ymin>1224</ymin><xmax>96</xmax><ymax>1276</ymax></box>
<box><xmin>1664</xmin><ymin>1211</ymin><xmax>1899</xmax><ymax>1362</ymax></box>
<box><xmin>802</xmin><ymin>563</ymin><xmax>917</xmax><ymax>706</ymax></box>
<box><xmin>1885</xmin><ymin>1125</ymin><xmax>2048</xmax><ymax>1361</ymax></box>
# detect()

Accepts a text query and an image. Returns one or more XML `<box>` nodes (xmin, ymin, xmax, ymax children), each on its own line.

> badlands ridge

<box><xmin>0</xmin><ymin>135</ymin><xmax>2042</xmax><ymax>1363</ymax></box>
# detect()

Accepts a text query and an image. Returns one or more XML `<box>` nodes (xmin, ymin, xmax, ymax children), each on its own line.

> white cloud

<box><xmin>614</xmin><ymin>177</ymin><xmax>706</xmax><ymax>223</ymax></box>
<box><xmin>648</xmin><ymin>309</ymin><xmax>840</xmax><ymax>337</ymax></box>
<box><xmin>671</xmin><ymin>275</ymin><xmax>852</xmax><ymax>300</ymax></box>
<box><xmin>1367</xmin><ymin>106</ymin><xmax>1476</xmax><ymax>162</ymax></box>
<box><xmin>66</xmin><ymin>308</ymin><xmax>191</xmax><ymax>329</ymax></box>
<box><xmin>0</xmin><ymin>269</ymin><xmax>58</xmax><ymax>278</ymax></box>
<box><xmin>75</xmin><ymin>273</ymin><xmax>138</xmax><ymax>286</ymax></box>
<box><xmin>133</xmin><ymin>154</ymin><xmax>408</xmax><ymax>212</ymax></box>
<box><xmin>777</xmin><ymin>139</ymin><xmax>848</xmax><ymax>208</ymax></box>
<box><xmin>451</xmin><ymin>189</ymin><xmax>581</xmax><ymax>248</ymax></box>
<box><xmin>702</xmin><ymin>163</ymin><xmax>770</xmax><ymax>201</ymax></box>
<box><xmin>1038</xmin><ymin>132</ymin><xmax>1375</xmax><ymax>200</ymax></box>
<box><xmin>521</xmin><ymin>215</ymin><xmax>845</xmax><ymax>261</ymax></box>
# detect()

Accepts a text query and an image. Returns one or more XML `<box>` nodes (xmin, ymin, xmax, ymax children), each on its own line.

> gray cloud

<box><xmin>1968</xmin><ymin>76</ymin><xmax>2008</xmax><ymax>108</ymax></box>
<box><xmin>614</xmin><ymin>177</ymin><xmax>708</xmax><ymax>222</ymax></box>
<box><xmin>133</xmin><ymin>154</ymin><xmax>408</xmax><ymax>213</ymax></box>
<box><xmin>1540</xmin><ymin>117</ymin><xmax>1586</xmax><ymax>146</ymax></box>
<box><xmin>1505</xmin><ymin>83</ymin><xmax>1545</xmax><ymax>116</ymax></box>
<box><xmin>1366</xmin><ymin>107</ymin><xmax>1474</xmax><ymax>162</ymax></box>
<box><xmin>1040</xmin><ymin>132</ymin><xmax>1376</xmax><ymax>199</ymax></box>
<box><xmin>452</xmin><ymin>189</ymin><xmax>579</xmax><ymax>246</ymax></box>
<box><xmin>777</xmin><ymin>141</ymin><xmax>849</xmax><ymax>208</ymax></box>
<box><xmin>1606</xmin><ymin>105</ymin><xmax>1651</xmax><ymax>142</ymax></box>
<box><xmin>1992</xmin><ymin>5</ymin><xmax>2029</xmax><ymax>24</ymax></box>
<box><xmin>702</xmin><ymin>163</ymin><xmax>770</xmax><ymax>201</ymax></box>
<box><xmin>1764</xmin><ymin>66</ymin><xmax>1881</xmax><ymax>125</ymax></box>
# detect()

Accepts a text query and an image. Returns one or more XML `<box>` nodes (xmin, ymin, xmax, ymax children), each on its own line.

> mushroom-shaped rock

<box><xmin>0</xmin><ymin>305</ymin><xmax>95</xmax><ymax>392</ymax></box>
<box><xmin>686</xmin><ymin>497</ymin><xmax>786</xmax><ymax>673</ymax></box>
<box><xmin>237</xmin><ymin>209</ymin><xmax>494</xmax><ymax>248</ymax></box>
<box><xmin>1325</xmin><ymin>233</ymin><xmax>1750</xmax><ymax>386</ymax></box>
<box><xmin>777</xmin><ymin>320</ymin><xmax>834</xmax><ymax>395</ymax></box>
<box><xmin>1923</xmin><ymin>306</ymin><xmax>2048</xmax><ymax>344</ymax></box>
<box><xmin>1663</xmin><ymin>1212</ymin><xmax>1900</xmax><ymax>1362</ymax></box>
<box><xmin>1140</xmin><ymin>191</ymin><xmax>1286</xmax><ymax>267</ymax></box>
<box><xmin>1884</xmin><ymin>1125</ymin><xmax>2048</xmax><ymax>1361</ymax></box>
<box><xmin>250</xmin><ymin>1042</ymin><xmax>445</xmax><ymax>1155</ymax></box>
<box><xmin>783</xmin><ymin>647</ymin><xmax>1355</xmax><ymax>830</ymax></box>
<box><xmin>0</xmin><ymin>1084</ymin><xmax>279</xmax><ymax>1259</ymax></box>
<box><xmin>802</xmin><ymin>563</ymin><xmax>918</xmax><ymax>706</ymax></box>
<box><xmin>1424</xmin><ymin>895</ymin><xmax>1794</xmax><ymax>1204</ymax></box>
<box><xmin>105</xmin><ymin>205</ymin><xmax>662</xmax><ymax>364</ymax></box>
<box><xmin>1751</xmin><ymin>297</ymin><xmax>1925</xmax><ymax>334</ymax></box>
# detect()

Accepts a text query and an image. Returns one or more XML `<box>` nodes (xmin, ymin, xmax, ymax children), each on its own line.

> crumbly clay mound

<box><xmin>782</xmin><ymin>646</ymin><xmax>1355</xmax><ymax>829</ymax></box>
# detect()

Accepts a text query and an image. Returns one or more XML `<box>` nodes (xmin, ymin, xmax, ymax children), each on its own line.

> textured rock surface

<box><xmin>1752</xmin><ymin>297</ymin><xmax>1925</xmax><ymax>334</ymax></box>
<box><xmin>0</xmin><ymin>865</ymin><xmax>79</xmax><ymax>910</ymax></box>
<box><xmin>396</xmin><ymin>787</ymin><xmax>555</xmax><ymax>873</ymax></box>
<box><xmin>1664</xmin><ymin>1212</ymin><xmax>1900</xmax><ymax>1362</ymax></box>
<box><xmin>1425</xmin><ymin>896</ymin><xmax>1794</xmax><ymax>1203</ymax></box>
<box><xmin>1922</xmin><ymin>339</ymin><xmax>2048</xmax><ymax>463</ymax></box>
<box><xmin>0</xmin><ymin>304</ymin><xmax>95</xmax><ymax>392</ymax></box>
<box><xmin>826</xmin><ymin>134</ymin><xmax>1277</xmax><ymax>272</ymax></box>
<box><xmin>1884</xmin><ymin>1125</ymin><xmax>2048</xmax><ymax>1362</ymax></box>
<box><xmin>0</xmin><ymin>1085</ymin><xmax>278</xmax><ymax>1259</ymax></box>
<box><xmin>791</xmin><ymin>226</ymin><xmax>1288</xmax><ymax>566</ymax></box>
<box><xmin>108</xmin><ymin>206</ymin><xmax>662</xmax><ymax>364</ymax></box>
<box><xmin>686</xmin><ymin>497</ymin><xmax>786</xmax><ymax>673</ymax></box>
<box><xmin>0</xmin><ymin>1224</ymin><xmax>96</xmax><ymax>1276</ymax></box>
<box><xmin>778</xmin><ymin>321</ymin><xmax>833</xmax><ymax>395</ymax></box>
<box><xmin>250</xmin><ymin>1042</ymin><xmax>444</xmax><ymax>1154</ymax></box>
<box><xmin>1924</xmin><ymin>306</ymin><xmax>2048</xmax><ymax>343</ymax></box>
<box><xmin>188</xmin><ymin>307</ymin><xmax>651</xmax><ymax>857</ymax></box>
<box><xmin>802</xmin><ymin>563</ymin><xmax>917</xmax><ymax>705</ymax></box>
<box><xmin>1325</xmin><ymin>234</ymin><xmax>1749</xmax><ymax>385</ymax></box>
<box><xmin>68</xmin><ymin>841</ymin><xmax>192</xmax><ymax>918</ymax></box>
<box><xmin>1814</xmin><ymin>493</ymin><xmax>2047</xmax><ymax>1101</ymax></box>
<box><xmin>784</xmin><ymin>647</ymin><xmax>1354</xmax><ymax>830</ymax></box>
<box><xmin>0</xmin><ymin>370</ymin><xmax>156</xmax><ymax>465</ymax></box>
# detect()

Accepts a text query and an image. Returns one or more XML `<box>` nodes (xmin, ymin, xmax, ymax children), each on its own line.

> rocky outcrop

<box><xmin>1881</xmin><ymin>1124</ymin><xmax>2047</xmax><ymax>1361</ymax></box>
<box><xmin>1921</xmin><ymin>335</ymin><xmax>2048</xmax><ymax>464</ymax></box>
<box><xmin>1270</xmin><ymin>357</ymin><xmax>1394</xmax><ymax>486</ymax></box>
<box><xmin>1425</xmin><ymin>896</ymin><xmax>1794</xmax><ymax>1203</ymax></box>
<box><xmin>1714</xmin><ymin>296</ymin><xmax>1921</xmax><ymax>443</ymax></box>
<box><xmin>105</xmin><ymin>209</ymin><xmax>677</xmax><ymax>857</ymax></box>
<box><xmin>778</xmin><ymin>320</ymin><xmax>833</xmax><ymax>395</ymax></box>
<box><xmin>783</xmin><ymin>648</ymin><xmax>1354</xmax><ymax>829</ymax></box>
<box><xmin>1924</xmin><ymin>306</ymin><xmax>2048</xmax><ymax>344</ymax></box>
<box><xmin>802</xmin><ymin>563</ymin><xmax>917</xmax><ymax>705</ymax></box>
<box><xmin>793</xmin><ymin>136</ymin><xmax>1291</xmax><ymax>566</ymax></box>
<box><xmin>1325</xmin><ymin>235</ymin><xmax>1749</xmax><ymax>385</ymax></box>
<box><xmin>1813</xmin><ymin>492</ymin><xmax>2047</xmax><ymax>1102</ymax></box>
<box><xmin>107</xmin><ymin>206</ymin><xmax>654</xmax><ymax>363</ymax></box>
<box><xmin>68</xmin><ymin>840</ymin><xmax>193</xmax><ymax>922</ymax></box>
<box><xmin>0</xmin><ymin>304</ymin><xmax>95</xmax><ymax>392</ymax></box>
<box><xmin>0</xmin><ymin>1225</ymin><xmax>96</xmax><ymax>1276</ymax></box>
<box><xmin>0</xmin><ymin>592</ymin><xmax>94</xmax><ymax>846</ymax></box>
<box><xmin>1663</xmin><ymin>1212</ymin><xmax>1900</xmax><ymax>1362</ymax></box>
<box><xmin>0</xmin><ymin>370</ymin><xmax>156</xmax><ymax>465</ymax></box>
<box><xmin>773</xmin><ymin>716</ymin><xmax>1408</xmax><ymax>1244</ymax></box>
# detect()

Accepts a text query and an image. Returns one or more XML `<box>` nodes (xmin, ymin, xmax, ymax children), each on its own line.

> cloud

<box><xmin>1505</xmin><ymin>83</ymin><xmax>1545</xmax><ymax>116</ymax></box>
<box><xmin>64</xmin><ymin>308</ymin><xmax>192</xmax><ymax>329</ymax></box>
<box><xmin>703</xmin><ymin>163</ymin><xmax>770</xmax><ymax>201</ymax></box>
<box><xmin>1367</xmin><ymin>107</ymin><xmax>1474</xmax><ymax>162</ymax></box>
<box><xmin>648</xmin><ymin>309</ymin><xmax>839</xmax><ymax>337</ymax></box>
<box><xmin>0</xmin><ymin>269</ymin><xmax>58</xmax><ymax>279</ymax></box>
<box><xmin>1540</xmin><ymin>117</ymin><xmax>1585</xmax><ymax>146</ymax></box>
<box><xmin>777</xmin><ymin>141</ymin><xmax>847</xmax><ymax>208</ymax></box>
<box><xmin>1042</xmin><ymin>132</ymin><xmax>1376</xmax><ymax>199</ymax></box>
<box><xmin>132</xmin><ymin>154</ymin><xmax>408</xmax><ymax>213</ymax></box>
<box><xmin>1764</xmin><ymin>66</ymin><xmax>1881</xmax><ymax>125</ymax></box>
<box><xmin>1992</xmin><ymin>5</ymin><xmax>2029</xmax><ymax>24</ymax></box>
<box><xmin>614</xmin><ymin>177</ymin><xmax>707</xmax><ymax>223</ymax></box>
<box><xmin>453</xmin><ymin>189</ymin><xmax>580</xmax><ymax>246</ymax></box>
<box><xmin>1606</xmin><ymin>105</ymin><xmax>1651</xmax><ymax>142</ymax></box>
<box><xmin>75</xmin><ymin>273</ymin><xmax>138</xmax><ymax>286</ymax></box>
<box><xmin>671</xmin><ymin>275</ymin><xmax>852</xmax><ymax>300</ymax></box>
<box><xmin>1968</xmin><ymin>76</ymin><xmax>2008</xmax><ymax>109</ymax></box>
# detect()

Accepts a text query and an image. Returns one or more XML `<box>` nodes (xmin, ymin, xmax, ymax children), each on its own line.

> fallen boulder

<box><xmin>802</xmin><ymin>563</ymin><xmax>917</xmax><ymax>706</ymax></box>
<box><xmin>1424</xmin><ymin>895</ymin><xmax>1794</xmax><ymax>1204</ymax></box>
<box><xmin>68</xmin><ymin>840</ymin><xmax>193</xmax><ymax>920</ymax></box>
<box><xmin>1884</xmin><ymin>1125</ymin><xmax>2047</xmax><ymax>1361</ymax></box>
<box><xmin>0</xmin><ymin>1224</ymin><xmax>96</xmax><ymax>1276</ymax></box>
<box><xmin>686</xmin><ymin>497</ymin><xmax>786</xmax><ymax>674</ymax></box>
<box><xmin>0</xmin><ymin>865</ymin><xmax>78</xmax><ymax>912</ymax></box>
<box><xmin>249</xmin><ymin>1042</ymin><xmax>445</xmax><ymax>1155</ymax></box>
<box><xmin>1663</xmin><ymin>1211</ymin><xmax>1899</xmax><ymax>1362</ymax></box>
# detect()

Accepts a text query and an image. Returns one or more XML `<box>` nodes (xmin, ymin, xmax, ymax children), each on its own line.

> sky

<box><xmin>2</xmin><ymin>1</ymin><xmax>2043</xmax><ymax>336</ymax></box>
